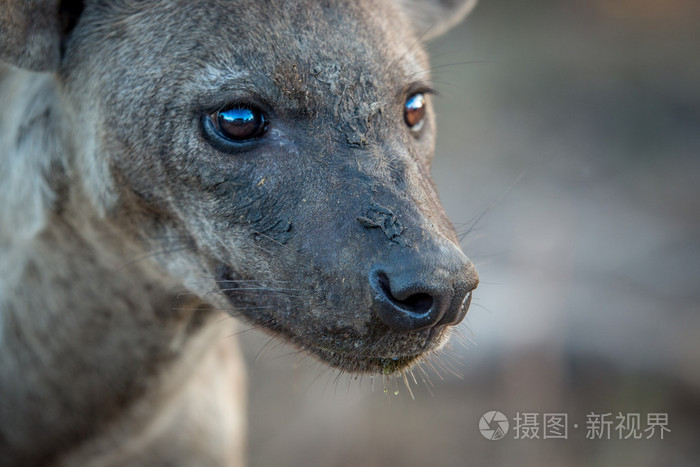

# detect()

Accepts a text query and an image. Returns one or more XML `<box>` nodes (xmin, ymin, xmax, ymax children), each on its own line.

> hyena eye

<box><xmin>209</xmin><ymin>106</ymin><xmax>267</xmax><ymax>142</ymax></box>
<box><xmin>404</xmin><ymin>93</ymin><xmax>426</xmax><ymax>131</ymax></box>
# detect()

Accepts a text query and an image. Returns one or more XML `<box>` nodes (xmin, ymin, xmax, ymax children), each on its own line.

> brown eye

<box><xmin>404</xmin><ymin>93</ymin><xmax>426</xmax><ymax>131</ymax></box>
<box><xmin>210</xmin><ymin>106</ymin><xmax>267</xmax><ymax>141</ymax></box>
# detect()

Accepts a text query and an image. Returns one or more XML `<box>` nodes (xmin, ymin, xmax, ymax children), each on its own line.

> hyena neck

<box><xmin>0</xmin><ymin>195</ymin><xmax>217</xmax><ymax>465</ymax></box>
<box><xmin>1</xmin><ymin>65</ymin><xmax>207</xmax><ymax>374</ymax></box>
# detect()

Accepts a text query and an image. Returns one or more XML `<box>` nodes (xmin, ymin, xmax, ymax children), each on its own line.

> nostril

<box><xmin>370</xmin><ymin>269</ymin><xmax>446</xmax><ymax>332</ymax></box>
<box><xmin>398</xmin><ymin>293</ymin><xmax>433</xmax><ymax>315</ymax></box>
<box><xmin>376</xmin><ymin>272</ymin><xmax>433</xmax><ymax>317</ymax></box>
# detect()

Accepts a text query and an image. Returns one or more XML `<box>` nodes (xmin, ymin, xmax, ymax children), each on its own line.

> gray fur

<box><xmin>0</xmin><ymin>1</ymin><xmax>477</xmax><ymax>465</ymax></box>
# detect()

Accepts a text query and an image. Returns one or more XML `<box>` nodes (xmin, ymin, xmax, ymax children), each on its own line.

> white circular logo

<box><xmin>479</xmin><ymin>411</ymin><xmax>509</xmax><ymax>440</ymax></box>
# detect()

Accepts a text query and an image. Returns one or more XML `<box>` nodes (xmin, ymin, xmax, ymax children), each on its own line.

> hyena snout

<box><xmin>368</xmin><ymin>245</ymin><xmax>479</xmax><ymax>332</ymax></box>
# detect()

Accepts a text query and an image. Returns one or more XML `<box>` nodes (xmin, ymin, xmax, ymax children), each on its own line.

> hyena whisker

<box><xmin>451</xmin><ymin>327</ymin><xmax>477</xmax><ymax>348</ymax></box>
<box><xmin>458</xmin><ymin>171</ymin><xmax>526</xmax><ymax>243</ymax></box>
<box><xmin>471</xmin><ymin>258</ymin><xmax>500</xmax><ymax>270</ymax></box>
<box><xmin>216</xmin><ymin>314</ymin><xmax>235</xmax><ymax>325</ymax></box>
<box><xmin>247</xmin><ymin>240</ymin><xmax>305</xmax><ymax>269</ymax></box>
<box><xmin>201</xmin><ymin>288</ymin><xmax>302</xmax><ymax>301</ymax></box>
<box><xmin>252</xmin><ymin>336</ymin><xmax>276</xmax><ymax>364</ymax></box>
<box><xmin>249</xmin><ymin>230</ymin><xmax>299</xmax><ymax>255</ymax></box>
<box><xmin>216</xmin><ymin>286</ymin><xmax>304</xmax><ymax>294</ymax></box>
<box><xmin>408</xmin><ymin>367</ymin><xmax>419</xmax><ymax>386</ymax></box>
<box><xmin>215</xmin><ymin>284</ymin><xmax>304</xmax><ymax>291</ymax></box>
<box><xmin>230</xmin><ymin>323</ymin><xmax>269</xmax><ymax>337</ymax></box>
<box><xmin>321</xmin><ymin>369</ymin><xmax>337</xmax><ymax>396</ymax></box>
<box><xmin>292</xmin><ymin>349</ymin><xmax>313</xmax><ymax>371</ymax></box>
<box><xmin>401</xmin><ymin>371</ymin><xmax>416</xmax><ymax>400</ymax></box>
<box><xmin>267</xmin><ymin>347</ymin><xmax>307</xmax><ymax>365</ymax></box>
<box><xmin>406</xmin><ymin>59</ymin><xmax>492</xmax><ymax>82</ymax></box>
<box><xmin>171</xmin><ymin>307</ymin><xmax>225</xmax><ymax>313</ymax></box>
<box><xmin>174</xmin><ymin>291</ymin><xmax>200</xmax><ymax>300</ymax></box>
<box><xmin>433</xmin><ymin>351</ymin><xmax>462</xmax><ymax>379</ymax></box>
<box><xmin>469</xmin><ymin>301</ymin><xmax>492</xmax><ymax>313</ymax></box>
<box><xmin>456</xmin><ymin>209</ymin><xmax>489</xmax><ymax>242</ymax></box>
<box><xmin>422</xmin><ymin>357</ymin><xmax>445</xmax><ymax>381</ymax></box>
<box><xmin>305</xmin><ymin>364</ymin><xmax>335</xmax><ymax>395</ymax></box>
<box><xmin>231</xmin><ymin>304</ymin><xmax>298</xmax><ymax>311</ymax></box>
<box><xmin>255</xmin><ymin>335</ymin><xmax>304</xmax><ymax>364</ymax></box>
<box><xmin>332</xmin><ymin>368</ymin><xmax>348</xmax><ymax>395</ymax></box>
<box><xmin>225</xmin><ymin>318</ymin><xmax>281</xmax><ymax>339</ymax></box>
<box><xmin>432</xmin><ymin>350</ymin><xmax>463</xmax><ymax>380</ymax></box>
<box><xmin>386</xmin><ymin>24</ymin><xmax>435</xmax><ymax>74</ymax></box>
<box><xmin>222</xmin><ymin>327</ymin><xmax>258</xmax><ymax>340</ymax></box>
<box><xmin>115</xmin><ymin>245</ymin><xmax>195</xmax><ymax>272</ymax></box>
<box><xmin>469</xmin><ymin>250</ymin><xmax>510</xmax><ymax>260</ymax></box>
<box><xmin>169</xmin><ymin>305</ymin><xmax>290</xmax><ymax>320</ymax></box>
<box><xmin>340</xmin><ymin>372</ymin><xmax>361</xmax><ymax>396</ymax></box>
<box><xmin>425</xmin><ymin>80</ymin><xmax>463</xmax><ymax>92</ymax></box>
<box><xmin>179</xmin><ymin>279</ymin><xmax>295</xmax><ymax>287</ymax></box>
<box><xmin>414</xmin><ymin>361</ymin><xmax>436</xmax><ymax>391</ymax></box>
<box><xmin>429</xmin><ymin>59</ymin><xmax>492</xmax><ymax>72</ymax></box>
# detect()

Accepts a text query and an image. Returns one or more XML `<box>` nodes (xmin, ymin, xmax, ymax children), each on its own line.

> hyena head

<box><xmin>3</xmin><ymin>0</ymin><xmax>478</xmax><ymax>374</ymax></box>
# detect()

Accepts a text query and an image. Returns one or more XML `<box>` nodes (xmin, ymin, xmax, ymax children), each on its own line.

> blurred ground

<box><xmin>239</xmin><ymin>1</ymin><xmax>700</xmax><ymax>465</ymax></box>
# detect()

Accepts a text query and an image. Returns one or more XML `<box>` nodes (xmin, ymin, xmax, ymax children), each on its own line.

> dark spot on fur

<box><xmin>357</xmin><ymin>202</ymin><xmax>409</xmax><ymax>247</ymax></box>
<box><xmin>273</xmin><ymin>62</ymin><xmax>315</xmax><ymax>115</ymax></box>
<box><xmin>255</xmin><ymin>218</ymin><xmax>293</xmax><ymax>244</ymax></box>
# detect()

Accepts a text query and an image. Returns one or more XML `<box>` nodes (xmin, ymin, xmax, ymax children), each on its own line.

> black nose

<box><xmin>369</xmin><ymin>250</ymin><xmax>478</xmax><ymax>332</ymax></box>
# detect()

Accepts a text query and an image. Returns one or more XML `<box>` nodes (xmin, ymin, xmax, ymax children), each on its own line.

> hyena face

<box><xmin>60</xmin><ymin>0</ymin><xmax>478</xmax><ymax>373</ymax></box>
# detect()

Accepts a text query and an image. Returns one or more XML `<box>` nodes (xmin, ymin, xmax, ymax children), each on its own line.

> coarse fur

<box><xmin>0</xmin><ymin>1</ymin><xmax>478</xmax><ymax>465</ymax></box>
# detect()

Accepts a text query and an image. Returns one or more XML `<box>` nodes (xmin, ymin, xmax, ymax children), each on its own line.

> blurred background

<box><xmin>240</xmin><ymin>1</ymin><xmax>700</xmax><ymax>465</ymax></box>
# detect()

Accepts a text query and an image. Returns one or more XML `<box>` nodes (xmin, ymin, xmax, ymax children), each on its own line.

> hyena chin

<box><xmin>0</xmin><ymin>0</ymin><xmax>478</xmax><ymax>465</ymax></box>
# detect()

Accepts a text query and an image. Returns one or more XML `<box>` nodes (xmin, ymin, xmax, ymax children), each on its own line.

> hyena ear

<box><xmin>0</xmin><ymin>0</ymin><xmax>84</xmax><ymax>71</ymax></box>
<box><xmin>396</xmin><ymin>0</ymin><xmax>477</xmax><ymax>41</ymax></box>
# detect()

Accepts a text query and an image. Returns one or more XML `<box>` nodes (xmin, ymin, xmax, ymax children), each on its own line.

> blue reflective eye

<box><xmin>404</xmin><ymin>93</ymin><xmax>425</xmax><ymax>130</ymax></box>
<box><xmin>210</xmin><ymin>106</ymin><xmax>267</xmax><ymax>141</ymax></box>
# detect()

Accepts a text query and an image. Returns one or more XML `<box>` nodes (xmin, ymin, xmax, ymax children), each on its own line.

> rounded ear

<box><xmin>0</xmin><ymin>0</ymin><xmax>83</xmax><ymax>71</ymax></box>
<box><xmin>396</xmin><ymin>0</ymin><xmax>477</xmax><ymax>41</ymax></box>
